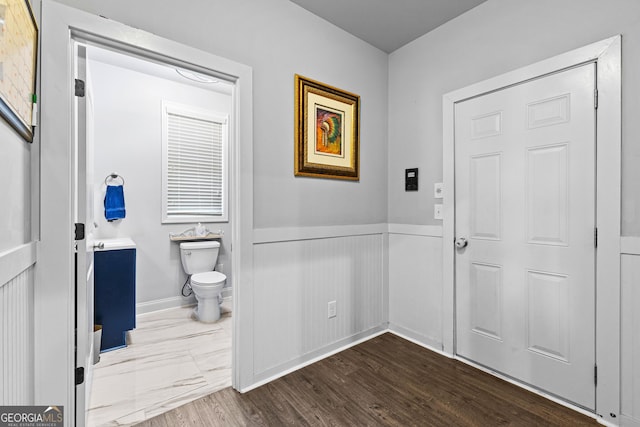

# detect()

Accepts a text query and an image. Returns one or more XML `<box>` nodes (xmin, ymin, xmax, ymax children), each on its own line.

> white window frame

<box><xmin>161</xmin><ymin>100</ymin><xmax>229</xmax><ymax>223</ymax></box>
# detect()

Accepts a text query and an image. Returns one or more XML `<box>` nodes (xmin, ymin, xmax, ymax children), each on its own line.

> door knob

<box><xmin>455</xmin><ymin>237</ymin><xmax>468</xmax><ymax>249</ymax></box>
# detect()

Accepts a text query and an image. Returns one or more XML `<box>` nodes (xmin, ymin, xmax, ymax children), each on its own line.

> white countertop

<box><xmin>94</xmin><ymin>237</ymin><xmax>136</xmax><ymax>251</ymax></box>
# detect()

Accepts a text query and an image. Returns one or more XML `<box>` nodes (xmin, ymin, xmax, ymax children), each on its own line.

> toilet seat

<box><xmin>191</xmin><ymin>271</ymin><xmax>226</xmax><ymax>286</ymax></box>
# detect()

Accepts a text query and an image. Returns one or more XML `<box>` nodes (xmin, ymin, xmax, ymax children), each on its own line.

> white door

<box><xmin>454</xmin><ymin>63</ymin><xmax>596</xmax><ymax>409</ymax></box>
<box><xmin>74</xmin><ymin>43</ymin><xmax>96</xmax><ymax>427</ymax></box>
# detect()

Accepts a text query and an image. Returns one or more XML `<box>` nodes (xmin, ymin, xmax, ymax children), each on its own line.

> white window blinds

<box><xmin>162</xmin><ymin>102</ymin><xmax>227</xmax><ymax>222</ymax></box>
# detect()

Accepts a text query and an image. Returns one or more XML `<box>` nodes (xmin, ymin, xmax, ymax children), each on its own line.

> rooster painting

<box><xmin>316</xmin><ymin>107</ymin><xmax>343</xmax><ymax>155</ymax></box>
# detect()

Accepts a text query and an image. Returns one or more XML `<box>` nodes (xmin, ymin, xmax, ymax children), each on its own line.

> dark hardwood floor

<box><xmin>138</xmin><ymin>333</ymin><xmax>597</xmax><ymax>426</ymax></box>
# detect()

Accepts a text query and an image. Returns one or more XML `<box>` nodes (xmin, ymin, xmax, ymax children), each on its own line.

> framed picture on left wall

<box><xmin>0</xmin><ymin>0</ymin><xmax>38</xmax><ymax>142</ymax></box>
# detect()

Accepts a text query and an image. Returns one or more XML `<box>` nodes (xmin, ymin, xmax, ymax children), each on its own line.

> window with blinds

<box><xmin>161</xmin><ymin>101</ymin><xmax>228</xmax><ymax>223</ymax></box>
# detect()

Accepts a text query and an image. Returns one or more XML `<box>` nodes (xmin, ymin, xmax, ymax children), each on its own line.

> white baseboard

<box><xmin>136</xmin><ymin>295</ymin><xmax>196</xmax><ymax>315</ymax></box>
<box><xmin>387</xmin><ymin>324</ymin><xmax>450</xmax><ymax>358</ymax></box>
<box><xmin>136</xmin><ymin>289</ymin><xmax>233</xmax><ymax>315</ymax></box>
<box><xmin>241</xmin><ymin>325</ymin><xmax>600</xmax><ymax>425</ymax></box>
<box><xmin>240</xmin><ymin>325</ymin><xmax>388</xmax><ymax>393</ymax></box>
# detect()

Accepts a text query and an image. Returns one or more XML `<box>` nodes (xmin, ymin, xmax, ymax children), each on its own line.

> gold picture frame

<box><xmin>0</xmin><ymin>0</ymin><xmax>38</xmax><ymax>142</ymax></box>
<box><xmin>294</xmin><ymin>74</ymin><xmax>360</xmax><ymax>180</ymax></box>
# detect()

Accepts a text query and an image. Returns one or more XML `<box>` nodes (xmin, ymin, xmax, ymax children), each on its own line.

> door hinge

<box><xmin>594</xmin><ymin>227</ymin><xmax>598</xmax><ymax>248</ymax></box>
<box><xmin>594</xmin><ymin>364</ymin><xmax>598</xmax><ymax>386</ymax></box>
<box><xmin>75</xmin><ymin>367</ymin><xmax>85</xmax><ymax>385</ymax></box>
<box><xmin>75</xmin><ymin>79</ymin><xmax>85</xmax><ymax>97</ymax></box>
<box><xmin>594</xmin><ymin>89</ymin><xmax>598</xmax><ymax>109</ymax></box>
<box><xmin>75</xmin><ymin>223</ymin><xmax>85</xmax><ymax>241</ymax></box>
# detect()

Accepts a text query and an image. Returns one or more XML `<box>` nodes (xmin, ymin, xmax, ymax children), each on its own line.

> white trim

<box><xmin>240</xmin><ymin>326</ymin><xmax>387</xmax><ymax>393</ymax></box>
<box><xmin>443</xmin><ymin>38</ymin><xmax>615</xmax><ymax>103</ymax></box>
<box><xmin>135</xmin><ymin>293</ymin><xmax>232</xmax><ymax>316</ymax></box>
<box><xmin>161</xmin><ymin>100</ymin><xmax>229</xmax><ymax>224</ymax></box>
<box><xmin>253</xmin><ymin>223</ymin><xmax>387</xmax><ymax>244</ymax></box>
<box><xmin>242</xmin><ymin>325</ymin><xmax>601</xmax><ymax>424</ymax></box>
<box><xmin>594</xmin><ymin>35</ymin><xmax>622</xmax><ymax>425</ymax></box>
<box><xmin>136</xmin><ymin>296</ymin><xmax>196</xmax><ymax>315</ymax></box>
<box><xmin>38</xmin><ymin>2</ymin><xmax>254</xmax><ymax>419</ymax></box>
<box><xmin>443</xmin><ymin>36</ymin><xmax>621</xmax><ymax>423</ymax></box>
<box><xmin>0</xmin><ymin>242</ymin><xmax>37</xmax><ymax>286</ymax></box>
<box><xmin>387</xmin><ymin>223</ymin><xmax>443</xmax><ymax>237</ymax></box>
<box><xmin>388</xmin><ymin>324</ymin><xmax>449</xmax><ymax>356</ymax></box>
<box><xmin>252</xmin><ymin>223</ymin><xmax>441</xmax><ymax>244</ymax></box>
<box><xmin>621</xmin><ymin>237</ymin><xmax>640</xmax><ymax>255</ymax></box>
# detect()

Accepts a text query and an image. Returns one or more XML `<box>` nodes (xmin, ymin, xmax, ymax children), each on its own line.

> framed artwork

<box><xmin>294</xmin><ymin>74</ymin><xmax>360</xmax><ymax>180</ymax></box>
<box><xmin>0</xmin><ymin>0</ymin><xmax>38</xmax><ymax>142</ymax></box>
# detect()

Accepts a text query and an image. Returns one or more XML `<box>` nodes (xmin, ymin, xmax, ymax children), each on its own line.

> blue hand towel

<box><xmin>104</xmin><ymin>185</ymin><xmax>126</xmax><ymax>221</ymax></box>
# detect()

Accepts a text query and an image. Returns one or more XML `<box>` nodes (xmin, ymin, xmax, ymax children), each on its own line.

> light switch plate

<box><xmin>434</xmin><ymin>204</ymin><xmax>443</xmax><ymax>220</ymax></box>
<box><xmin>434</xmin><ymin>183</ymin><xmax>443</xmax><ymax>199</ymax></box>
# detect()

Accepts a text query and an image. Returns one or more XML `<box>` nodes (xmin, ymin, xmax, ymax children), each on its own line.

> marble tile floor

<box><xmin>87</xmin><ymin>304</ymin><xmax>232</xmax><ymax>427</ymax></box>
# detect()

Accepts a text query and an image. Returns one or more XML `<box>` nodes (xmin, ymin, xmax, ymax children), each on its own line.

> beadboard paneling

<box><xmin>1</xmin><ymin>265</ymin><xmax>35</xmax><ymax>405</ymax></box>
<box><xmin>622</xmin><ymin>253</ymin><xmax>640</xmax><ymax>425</ymax></box>
<box><xmin>253</xmin><ymin>233</ymin><xmax>384</xmax><ymax>378</ymax></box>
<box><xmin>388</xmin><ymin>233</ymin><xmax>443</xmax><ymax>349</ymax></box>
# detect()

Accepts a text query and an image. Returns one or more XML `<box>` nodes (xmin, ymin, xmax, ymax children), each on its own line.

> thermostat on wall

<box><xmin>405</xmin><ymin>168</ymin><xmax>418</xmax><ymax>191</ymax></box>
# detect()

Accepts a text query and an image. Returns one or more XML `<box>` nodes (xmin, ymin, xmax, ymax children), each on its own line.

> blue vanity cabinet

<box><xmin>94</xmin><ymin>240</ymin><xmax>136</xmax><ymax>352</ymax></box>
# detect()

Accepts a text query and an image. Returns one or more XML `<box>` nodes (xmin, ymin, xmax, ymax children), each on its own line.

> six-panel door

<box><xmin>455</xmin><ymin>63</ymin><xmax>597</xmax><ymax>409</ymax></box>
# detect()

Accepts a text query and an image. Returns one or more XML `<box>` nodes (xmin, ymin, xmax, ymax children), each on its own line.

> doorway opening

<box><xmin>75</xmin><ymin>41</ymin><xmax>237</xmax><ymax>425</ymax></box>
<box><xmin>37</xmin><ymin>4</ymin><xmax>255</xmax><ymax>425</ymax></box>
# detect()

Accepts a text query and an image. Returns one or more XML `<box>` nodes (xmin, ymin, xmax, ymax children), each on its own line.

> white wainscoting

<box><xmin>0</xmin><ymin>242</ymin><xmax>36</xmax><ymax>405</ymax></box>
<box><xmin>621</xmin><ymin>237</ymin><xmax>640</xmax><ymax>427</ymax></box>
<box><xmin>252</xmin><ymin>227</ymin><xmax>386</xmax><ymax>381</ymax></box>
<box><xmin>388</xmin><ymin>225</ymin><xmax>444</xmax><ymax>350</ymax></box>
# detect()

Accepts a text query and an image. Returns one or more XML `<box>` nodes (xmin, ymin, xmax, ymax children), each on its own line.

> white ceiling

<box><xmin>290</xmin><ymin>0</ymin><xmax>487</xmax><ymax>53</ymax></box>
<box><xmin>87</xmin><ymin>45</ymin><xmax>234</xmax><ymax>95</ymax></box>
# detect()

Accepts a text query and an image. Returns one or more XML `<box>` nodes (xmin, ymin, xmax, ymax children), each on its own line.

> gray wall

<box><xmin>89</xmin><ymin>58</ymin><xmax>233</xmax><ymax>305</ymax></box>
<box><xmin>51</xmin><ymin>0</ymin><xmax>390</xmax><ymax>229</ymax></box>
<box><xmin>388</xmin><ymin>0</ymin><xmax>640</xmax><ymax>235</ymax></box>
<box><xmin>384</xmin><ymin>2</ymin><xmax>640</xmax><ymax>423</ymax></box>
<box><xmin>0</xmin><ymin>122</ymin><xmax>31</xmax><ymax>252</ymax></box>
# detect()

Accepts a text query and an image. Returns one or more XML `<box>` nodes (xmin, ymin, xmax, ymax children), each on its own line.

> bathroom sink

<box><xmin>94</xmin><ymin>237</ymin><xmax>136</xmax><ymax>251</ymax></box>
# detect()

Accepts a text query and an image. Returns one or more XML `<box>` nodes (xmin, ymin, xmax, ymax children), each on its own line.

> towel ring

<box><xmin>105</xmin><ymin>173</ymin><xmax>125</xmax><ymax>186</ymax></box>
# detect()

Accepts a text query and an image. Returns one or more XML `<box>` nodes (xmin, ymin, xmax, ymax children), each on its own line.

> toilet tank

<box><xmin>180</xmin><ymin>241</ymin><xmax>220</xmax><ymax>275</ymax></box>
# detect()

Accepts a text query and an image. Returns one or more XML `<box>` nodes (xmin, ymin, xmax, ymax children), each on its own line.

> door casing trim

<box><xmin>37</xmin><ymin>2</ymin><xmax>254</xmax><ymax>423</ymax></box>
<box><xmin>442</xmin><ymin>35</ymin><xmax>621</xmax><ymax>423</ymax></box>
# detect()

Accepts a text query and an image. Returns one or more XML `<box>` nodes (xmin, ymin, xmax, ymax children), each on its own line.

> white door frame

<box><xmin>442</xmin><ymin>36</ymin><xmax>621</xmax><ymax>423</ymax></box>
<box><xmin>36</xmin><ymin>1</ymin><xmax>254</xmax><ymax>422</ymax></box>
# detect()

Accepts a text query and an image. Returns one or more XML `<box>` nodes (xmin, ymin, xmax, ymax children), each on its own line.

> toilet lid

<box><xmin>191</xmin><ymin>271</ymin><xmax>226</xmax><ymax>286</ymax></box>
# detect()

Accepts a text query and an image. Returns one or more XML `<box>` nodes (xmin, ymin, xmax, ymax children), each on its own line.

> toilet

<box><xmin>179</xmin><ymin>241</ymin><xmax>226</xmax><ymax>322</ymax></box>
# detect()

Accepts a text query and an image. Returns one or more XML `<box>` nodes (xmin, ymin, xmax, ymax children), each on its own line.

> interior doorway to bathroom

<box><xmin>38</xmin><ymin>2</ymin><xmax>255</xmax><ymax>426</ymax></box>
<box><xmin>77</xmin><ymin>42</ymin><xmax>237</xmax><ymax>425</ymax></box>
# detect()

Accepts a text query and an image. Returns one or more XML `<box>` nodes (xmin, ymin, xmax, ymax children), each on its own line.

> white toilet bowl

<box><xmin>190</xmin><ymin>271</ymin><xmax>226</xmax><ymax>322</ymax></box>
